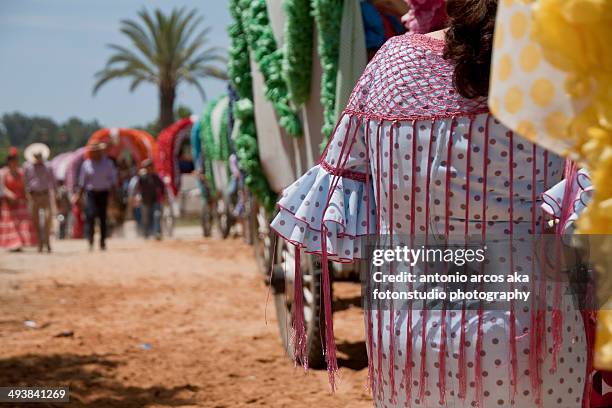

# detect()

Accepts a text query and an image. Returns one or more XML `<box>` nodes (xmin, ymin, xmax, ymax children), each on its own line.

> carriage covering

<box><xmin>87</xmin><ymin>128</ymin><xmax>156</xmax><ymax>165</ymax></box>
<box><xmin>155</xmin><ymin>117</ymin><xmax>197</xmax><ymax>195</ymax></box>
<box><xmin>192</xmin><ymin>96</ymin><xmax>230</xmax><ymax>197</ymax></box>
<box><xmin>50</xmin><ymin>151</ymin><xmax>76</xmax><ymax>182</ymax></box>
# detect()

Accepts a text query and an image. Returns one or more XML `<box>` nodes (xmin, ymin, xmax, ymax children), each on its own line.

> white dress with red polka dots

<box><xmin>271</xmin><ymin>33</ymin><xmax>587</xmax><ymax>407</ymax></box>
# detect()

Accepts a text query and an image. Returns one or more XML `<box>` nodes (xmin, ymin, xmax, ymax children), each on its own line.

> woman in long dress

<box><xmin>271</xmin><ymin>0</ymin><xmax>587</xmax><ymax>406</ymax></box>
<box><xmin>0</xmin><ymin>150</ymin><xmax>38</xmax><ymax>251</ymax></box>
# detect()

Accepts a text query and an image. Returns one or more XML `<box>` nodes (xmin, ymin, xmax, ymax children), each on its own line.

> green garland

<box><xmin>228</xmin><ymin>0</ymin><xmax>277</xmax><ymax>214</ymax></box>
<box><xmin>232</xmin><ymin>99</ymin><xmax>276</xmax><ymax>213</ymax></box>
<box><xmin>282</xmin><ymin>0</ymin><xmax>314</xmax><ymax>106</ymax></box>
<box><xmin>312</xmin><ymin>0</ymin><xmax>343</xmax><ymax>149</ymax></box>
<box><xmin>227</xmin><ymin>0</ymin><xmax>343</xmax><ymax>210</ymax></box>
<box><xmin>199</xmin><ymin>96</ymin><xmax>221</xmax><ymax>196</ymax></box>
<box><xmin>228</xmin><ymin>2</ymin><xmax>252</xmax><ymax>103</ymax></box>
<box><xmin>241</xmin><ymin>0</ymin><xmax>302</xmax><ymax>137</ymax></box>
<box><xmin>200</xmin><ymin>96</ymin><xmax>231</xmax><ymax>193</ymax></box>
<box><xmin>214</xmin><ymin>100</ymin><xmax>230</xmax><ymax>162</ymax></box>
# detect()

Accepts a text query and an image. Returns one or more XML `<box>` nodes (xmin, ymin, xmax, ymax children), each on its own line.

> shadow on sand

<box><xmin>0</xmin><ymin>353</ymin><xmax>198</xmax><ymax>407</ymax></box>
<box><xmin>337</xmin><ymin>341</ymin><xmax>369</xmax><ymax>371</ymax></box>
<box><xmin>334</xmin><ymin>295</ymin><xmax>362</xmax><ymax>313</ymax></box>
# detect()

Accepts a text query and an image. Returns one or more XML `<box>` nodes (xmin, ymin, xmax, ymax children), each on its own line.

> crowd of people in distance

<box><xmin>0</xmin><ymin>142</ymin><xmax>167</xmax><ymax>253</ymax></box>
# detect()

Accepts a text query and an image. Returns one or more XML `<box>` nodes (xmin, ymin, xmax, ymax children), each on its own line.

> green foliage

<box><xmin>228</xmin><ymin>0</ymin><xmax>277</xmax><ymax>214</ymax></box>
<box><xmin>239</xmin><ymin>0</ymin><xmax>302</xmax><ymax>137</ymax></box>
<box><xmin>282</xmin><ymin>0</ymin><xmax>314</xmax><ymax>106</ymax></box>
<box><xmin>312</xmin><ymin>0</ymin><xmax>343</xmax><ymax>149</ymax></box>
<box><xmin>217</xmin><ymin>104</ymin><xmax>230</xmax><ymax>164</ymax></box>
<box><xmin>232</xmin><ymin>104</ymin><xmax>276</xmax><ymax>213</ymax></box>
<box><xmin>176</xmin><ymin>105</ymin><xmax>193</xmax><ymax>119</ymax></box>
<box><xmin>200</xmin><ymin>97</ymin><xmax>230</xmax><ymax>195</ymax></box>
<box><xmin>228</xmin><ymin>1</ymin><xmax>253</xmax><ymax>101</ymax></box>
<box><xmin>141</xmin><ymin>120</ymin><xmax>161</xmax><ymax>137</ymax></box>
<box><xmin>0</xmin><ymin>112</ymin><xmax>102</xmax><ymax>162</ymax></box>
<box><xmin>93</xmin><ymin>7</ymin><xmax>228</xmax><ymax>126</ymax></box>
<box><xmin>200</xmin><ymin>96</ymin><xmax>230</xmax><ymax>163</ymax></box>
<box><xmin>199</xmin><ymin>98</ymin><xmax>219</xmax><ymax>195</ymax></box>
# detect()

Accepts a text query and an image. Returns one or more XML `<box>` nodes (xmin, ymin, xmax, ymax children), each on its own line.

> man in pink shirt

<box><xmin>24</xmin><ymin>143</ymin><xmax>55</xmax><ymax>253</ymax></box>
<box><xmin>73</xmin><ymin>143</ymin><xmax>118</xmax><ymax>251</ymax></box>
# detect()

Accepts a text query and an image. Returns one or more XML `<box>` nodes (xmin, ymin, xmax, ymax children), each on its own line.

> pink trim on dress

<box><xmin>320</xmin><ymin>160</ymin><xmax>367</xmax><ymax>182</ymax></box>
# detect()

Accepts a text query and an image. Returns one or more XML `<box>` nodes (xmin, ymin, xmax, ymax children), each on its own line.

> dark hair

<box><xmin>5</xmin><ymin>155</ymin><xmax>17</xmax><ymax>167</ymax></box>
<box><xmin>443</xmin><ymin>0</ymin><xmax>498</xmax><ymax>99</ymax></box>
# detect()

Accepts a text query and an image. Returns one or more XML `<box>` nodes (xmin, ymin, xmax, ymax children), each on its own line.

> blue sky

<box><xmin>0</xmin><ymin>0</ymin><xmax>231</xmax><ymax>126</ymax></box>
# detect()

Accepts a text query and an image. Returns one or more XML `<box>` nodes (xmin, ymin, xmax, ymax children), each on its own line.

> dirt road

<box><xmin>0</xmin><ymin>227</ymin><xmax>371</xmax><ymax>407</ymax></box>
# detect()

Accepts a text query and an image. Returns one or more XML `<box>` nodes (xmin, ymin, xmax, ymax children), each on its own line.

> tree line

<box><xmin>0</xmin><ymin>112</ymin><xmax>102</xmax><ymax>163</ymax></box>
<box><xmin>0</xmin><ymin>105</ymin><xmax>196</xmax><ymax>165</ymax></box>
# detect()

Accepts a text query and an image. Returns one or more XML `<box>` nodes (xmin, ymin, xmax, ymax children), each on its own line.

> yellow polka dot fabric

<box><xmin>489</xmin><ymin>0</ymin><xmax>580</xmax><ymax>157</ymax></box>
<box><xmin>490</xmin><ymin>0</ymin><xmax>612</xmax><ymax>373</ymax></box>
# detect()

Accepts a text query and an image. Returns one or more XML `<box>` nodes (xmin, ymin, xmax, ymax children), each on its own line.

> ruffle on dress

<box><xmin>541</xmin><ymin>168</ymin><xmax>592</xmax><ymax>233</ymax></box>
<box><xmin>271</xmin><ymin>163</ymin><xmax>376</xmax><ymax>262</ymax></box>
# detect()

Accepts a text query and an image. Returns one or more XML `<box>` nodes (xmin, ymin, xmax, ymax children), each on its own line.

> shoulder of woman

<box><xmin>345</xmin><ymin>33</ymin><xmax>454</xmax><ymax>120</ymax></box>
<box><xmin>375</xmin><ymin>32</ymin><xmax>445</xmax><ymax>59</ymax></box>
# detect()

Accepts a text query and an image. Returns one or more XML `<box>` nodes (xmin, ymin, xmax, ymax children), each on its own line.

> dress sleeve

<box><xmin>541</xmin><ymin>167</ymin><xmax>592</xmax><ymax>233</ymax></box>
<box><xmin>270</xmin><ymin>113</ymin><xmax>376</xmax><ymax>263</ymax></box>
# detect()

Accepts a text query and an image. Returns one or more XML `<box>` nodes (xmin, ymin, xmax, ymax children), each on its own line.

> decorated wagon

<box><xmin>88</xmin><ymin>127</ymin><xmax>156</xmax><ymax>165</ymax></box>
<box><xmin>154</xmin><ymin>117</ymin><xmax>198</xmax><ymax>237</ymax></box>
<box><xmin>50</xmin><ymin>151</ymin><xmax>75</xmax><ymax>184</ymax></box>
<box><xmin>190</xmin><ymin>114</ymin><xmax>212</xmax><ymax>236</ymax></box>
<box><xmin>192</xmin><ymin>96</ymin><xmax>248</xmax><ymax>238</ymax></box>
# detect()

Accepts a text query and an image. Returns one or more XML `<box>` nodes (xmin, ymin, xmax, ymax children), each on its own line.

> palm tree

<box><xmin>93</xmin><ymin>8</ymin><xmax>227</xmax><ymax>128</ymax></box>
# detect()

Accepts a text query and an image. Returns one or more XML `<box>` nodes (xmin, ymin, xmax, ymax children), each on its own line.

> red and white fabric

<box><xmin>272</xmin><ymin>33</ymin><xmax>588</xmax><ymax>407</ymax></box>
<box><xmin>0</xmin><ymin>168</ymin><xmax>37</xmax><ymax>249</ymax></box>
<box><xmin>155</xmin><ymin>117</ymin><xmax>195</xmax><ymax>195</ymax></box>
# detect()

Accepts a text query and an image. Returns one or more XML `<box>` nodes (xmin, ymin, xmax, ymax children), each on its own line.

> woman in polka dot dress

<box><xmin>271</xmin><ymin>0</ymin><xmax>588</xmax><ymax>406</ymax></box>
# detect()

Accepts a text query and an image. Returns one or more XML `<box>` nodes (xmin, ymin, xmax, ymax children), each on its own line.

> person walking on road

<box><xmin>74</xmin><ymin>143</ymin><xmax>117</xmax><ymax>251</ymax></box>
<box><xmin>0</xmin><ymin>147</ymin><xmax>38</xmax><ymax>251</ymax></box>
<box><xmin>23</xmin><ymin>143</ymin><xmax>55</xmax><ymax>253</ymax></box>
<box><xmin>136</xmin><ymin>159</ymin><xmax>165</xmax><ymax>240</ymax></box>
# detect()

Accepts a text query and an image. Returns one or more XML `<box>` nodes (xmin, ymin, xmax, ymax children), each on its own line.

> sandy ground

<box><xmin>0</xmin><ymin>226</ymin><xmax>371</xmax><ymax>407</ymax></box>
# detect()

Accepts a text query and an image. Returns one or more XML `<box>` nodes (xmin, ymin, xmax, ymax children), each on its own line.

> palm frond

<box><xmin>93</xmin><ymin>67</ymin><xmax>144</xmax><ymax>94</ymax></box>
<box><xmin>194</xmin><ymin>65</ymin><xmax>228</xmax><ymax>80</ymax></box>
<box><xmin>93</xmin><ymin>6</ymin><xmax>228</xmax><ymax>107</ymax></box>
<box><xmin>129</xmin><ymin>76</ymin><xmax>149</xmax><ymax>92</ymax></box>
<box><xmin>106</xmin><ymin>44</ymin><xmax>155</xmax><ymax>75</ymax></box>
<box><xmin>138</xmin><ymin>9</ymin><xmax>163</xmax><ymax>60</ymax></box>
<box><xmin>120</xmin><ymin>19</ymin><xmax>156</xmax><ymax>64</ymax></box>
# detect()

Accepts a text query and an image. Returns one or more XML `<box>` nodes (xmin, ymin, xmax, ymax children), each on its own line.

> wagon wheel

<box><xmin>162</xmin><ymin>203</ymin><xmax>175</xmax><ymax>238</ymax></box>
<box><xmin>271</xmin><ymin>241</ymin><xmax>328</xmax><ymax>369</ymax></box>
<box><xmin>241</xmin><ymin>191</ymin><xmax>255</xmax><ymax>245</ymax></box>
<box><xmin>215</xmin><ymin>195</ymin><xmax>232</xmax><ymax>239</ymax></box>
<box><xmin>253</xmin><ymin>202</ymin><xmax>273</xmax><ymax>276</ymax></box>
<box><xmin>201</xmin><ymin>199</ymin><xmax>213</xmax><ymax>237</ymax></box>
